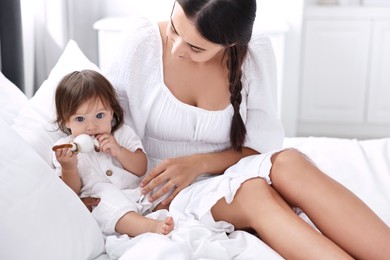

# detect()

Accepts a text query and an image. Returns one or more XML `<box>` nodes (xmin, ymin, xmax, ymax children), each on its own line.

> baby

<box><xmin>52</xmin><ymin>69</ymin><xmax>174</xmax><ymax>237</ymax></box>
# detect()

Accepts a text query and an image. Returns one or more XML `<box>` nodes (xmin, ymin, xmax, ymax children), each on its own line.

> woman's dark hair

<box><xmin>176</xmin><ymin>0</ymin><xmax>256</xmax><ymax>151</ymax></box>
<box><xmin>54</xmin><ymin>69</ymin><xmax>124</xmax><ymax>134</ymax></box>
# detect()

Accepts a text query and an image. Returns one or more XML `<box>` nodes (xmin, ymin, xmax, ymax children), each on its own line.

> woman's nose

<box><xmin>171</xmin><ymin>38</ymin><xmax>187</xmax><ymax>58</ymax></box>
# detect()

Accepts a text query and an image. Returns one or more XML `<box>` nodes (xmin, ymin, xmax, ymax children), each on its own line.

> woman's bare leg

<box><xmin>115</xmin><ymin>212</ymin><xmax>174</xmax><ymax>236</ymax></box>
<box><xmin>211</xmin><ymin>178</ymin><xmax>352</xmax><ymax>259</ymax></box>
<box><xmin>270</xmin><ymin>148</ymin><xmax>390</xmax><ymax>259</ymax></box>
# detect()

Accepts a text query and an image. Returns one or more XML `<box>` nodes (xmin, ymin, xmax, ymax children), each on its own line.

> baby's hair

<box><xmin>54</xmin><ymin>69</ymin><xmax>124</xmax><ymax>134</ymax></box>
<box><xmin>177</xmin><ymin>0</ymin><xmax>256</xmax><ymax>151</ymax></box>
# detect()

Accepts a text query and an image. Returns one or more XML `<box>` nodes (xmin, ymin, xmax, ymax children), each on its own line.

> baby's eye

<box><xmin>75</xmin><ymin>116</ymin><xmax>84</xmax><ymax>122</ymax></box>
<box><xmin>96</xmin><ymin>113</ymin><xmax>104</xmax><ymax>119</ymax></box>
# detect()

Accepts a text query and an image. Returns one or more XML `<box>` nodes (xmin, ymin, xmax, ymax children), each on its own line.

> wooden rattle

<box><xmin>52</xmin><ymin>134</ymin><xmax>100</xmax><ymax>153</ymax></box>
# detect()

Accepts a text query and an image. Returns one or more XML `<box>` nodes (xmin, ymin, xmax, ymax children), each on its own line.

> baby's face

<box><xmin>66</xmin><ymin>98</ymin><xmax>113</xmax><ymax>137</ymax></box>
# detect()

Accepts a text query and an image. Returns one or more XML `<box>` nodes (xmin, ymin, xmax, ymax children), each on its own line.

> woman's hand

<box><xmin>140</xmin><ymin>148</ymin><xmax>257</xmax><ymax>206</ymax></box>
<box><xmin>140</xmin><ymin>155</ymin><xmax>203</xmax><ymax>206</ymax></box>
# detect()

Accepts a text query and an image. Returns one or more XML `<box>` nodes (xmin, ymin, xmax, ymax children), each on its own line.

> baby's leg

<box><xmin>115</xmin><ymin>212</ymin><xmax>174</xmax><ymax>237</ymax></box>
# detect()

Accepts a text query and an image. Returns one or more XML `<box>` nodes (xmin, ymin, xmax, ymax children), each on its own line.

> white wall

<box><xmin>258</xmin><ymin>0</ymin><xmax>305</xmax><ymax>136</ymax></box>
<box><xmin>100</xmin><ymin>0</ymin><xmax>174</xmax><ymax>20</ymax></box>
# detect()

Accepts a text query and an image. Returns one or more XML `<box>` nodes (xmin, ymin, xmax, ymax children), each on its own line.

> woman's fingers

<box><xmin>161</xmin><ymin>186</ymin><xmax>182</xmax><ymax>205</ymax></box>
<box><xmin>140</xmin><ymin>162</ymin><xmax>166</xmax><ymax>189</ymax></box>
<box><xmin>148</xmin><ymin>180</ymin><xmax>177</xmax><ymax>202</ymax></box>
<box><xmin>140</xmin><ymin>173</ymin><xmax>164</xmax><ymax>195</ymax></box>
<box><xmin>139</xmin><ymin>157</ymin><xmax>195</xmax><ymax>203</ymax></box>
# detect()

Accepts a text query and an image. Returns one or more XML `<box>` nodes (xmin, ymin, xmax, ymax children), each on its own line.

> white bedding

<box><xmin>1</xmin><ymin>40</ymin><xmax>389</xmax><ymax>260</ymax></box>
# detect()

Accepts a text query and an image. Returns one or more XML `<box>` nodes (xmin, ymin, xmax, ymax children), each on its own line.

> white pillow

<box><xmin>12</xmin><ymin>40</ymin><xmax>101</xmax><ymax>168</ymax></box>
<box><xmin>0</xmin><ymin>71</ymin><xmax>28</xmax><ymax>125</ymax></box>
<box><xmin>0</xmin><ymin>117</ymin><xmax>105</xmax><ymax>260</ymax></box>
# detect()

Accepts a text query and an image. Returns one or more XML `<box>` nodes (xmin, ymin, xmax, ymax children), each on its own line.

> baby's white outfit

<box><xmin>53</xmin><ymin>124</ymin><xmax>150</xmax><ymax>235</ymax></box>
<box><xmin>106</xmin><ymin>17</ymin><xmax>285</xmax><ymax>233</ymax></box>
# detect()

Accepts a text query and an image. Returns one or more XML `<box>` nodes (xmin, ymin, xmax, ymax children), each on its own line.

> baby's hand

<box><xmin>55</xmin><ymin>148</ymin><xmax>77</xmax><ymax>171</ymax></box>
<box><xmin>96</xmin><ymin>134</ymin><xmax>122</xmax><ymax>158</ymax></box>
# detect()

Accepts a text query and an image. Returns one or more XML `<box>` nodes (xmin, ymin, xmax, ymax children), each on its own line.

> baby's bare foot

<box><xmin>152</xmin><ymin>216</ymin><xmax>174</xmax><ymax>235</ymax></box>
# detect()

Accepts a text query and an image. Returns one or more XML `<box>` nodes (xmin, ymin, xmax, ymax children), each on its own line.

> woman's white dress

<box><xmin>105</xmin><ymin>16</ymin><xmax>284</xmax><ymax>228</ymax></box>
<box><xmin>104</xmin><ymin>16</ymin><xmax>285</xmax><ymax>259</ymax></box>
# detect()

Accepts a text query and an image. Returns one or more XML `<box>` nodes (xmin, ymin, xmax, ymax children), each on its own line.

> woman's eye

<box><xmin>96</xmin><ymin>113</ymin><xmax>104</xmax><ymax>119</ymax></box>
<box><xmin>75</xmin><ymin>116</ymin><xmax>84</xmax><ymax>122</ymax></box>
<box><xmin>190</xmin><ymin>47</ymin><xmax>202</xmax><ymax>53</ymax></box>
<box><xmin>170</xmin><ymin>23</ymin><xmax>177</xmax><ymax>34</ymax></box>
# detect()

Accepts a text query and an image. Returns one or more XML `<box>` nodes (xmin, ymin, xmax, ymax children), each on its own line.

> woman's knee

<box><xmin>270</xmin><ymin>148</ymin><xmax>322</xmax><ymax>201</ymax></box>
<box><xmin>271</xmin><ymin>148</ymin><xmax>307</xmax><ymax>166</ymax></box>
<box><xmin>211</xmin><ymin>178</ymin><xmax>276</xmax><ymax>227</ymax></box>
<box><xmin>271</xmin><ymin>148</ymin><xmax>312</xmax><ymax>175</ymax></box>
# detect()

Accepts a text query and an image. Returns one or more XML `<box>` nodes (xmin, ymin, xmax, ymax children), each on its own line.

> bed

<box><xmin>1</xmin><ymin>40</ymin><xmax>389</xmax><ymax>260</ymax></box>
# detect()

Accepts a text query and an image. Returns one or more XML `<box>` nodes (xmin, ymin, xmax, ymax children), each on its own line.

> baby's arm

<box><xmin>55</xmin><ymin>148</ymin><xmax>82</xmax><ymax>194</ymax></box>
<box><xmin>96</xmin><ymin>134</ymin><xmax>147</xmax><ymax>177</ymax></box>
<box><xmin>114</xmin><ymin>147</ymin><xmax>147</xmax><ymax>177</ymax></box>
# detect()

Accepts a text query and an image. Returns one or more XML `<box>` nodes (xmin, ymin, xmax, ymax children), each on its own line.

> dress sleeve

<box><xmin>104</xmin><ymin>17</ymin><xmax>161</xmax><ymax>140</ymax></box>
<box><xmin>242</xmin><ymin>33</ymin><xmax>285</xmax><ymax>153</ymax></box>
<box><xmin>115</xmin><ymin>125</ymin><xmax>145</xmax><ymax>153</ymax></box>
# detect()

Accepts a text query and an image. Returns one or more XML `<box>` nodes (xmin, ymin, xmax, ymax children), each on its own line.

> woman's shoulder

<box><xmin>243</xmin><ymin>31</ymin><xmax>276</xmax><ymax>76</ymax></box>
<box><xmin>104</xmin><ymin>16</ymin><xmax>163</xmax><ymax>89</ymax></box>
<box><xmin>247</xmin><ymin>32</ymin><xmax>274</xmax><ymax>61</ymax></box>
<box><xmin>119</xmin><ymin>16</ymin><xmax>161</xmax><ymax>49</ymax></box>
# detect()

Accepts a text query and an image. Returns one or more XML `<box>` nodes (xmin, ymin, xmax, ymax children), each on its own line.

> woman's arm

<box><xmin>193</xmin><ymin>146</ymin><xmax>258</xmax><ymax>175</ymax></box>
<box><xmin>140</xmin><ymin>146</ymin><xmax>258</xmax><ymax>205</ymax></box>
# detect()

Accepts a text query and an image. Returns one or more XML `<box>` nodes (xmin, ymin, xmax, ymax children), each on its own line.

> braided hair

<box><xmin>176</xmin><ymin>0</ymin><xmax>256</xmax><ymax>151</ymax></box>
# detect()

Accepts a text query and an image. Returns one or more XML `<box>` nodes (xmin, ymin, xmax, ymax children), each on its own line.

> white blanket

<box><xmin>106</xmin><ymin>211</ymin><xmax>282</xmax><ymax>260</ymax></box>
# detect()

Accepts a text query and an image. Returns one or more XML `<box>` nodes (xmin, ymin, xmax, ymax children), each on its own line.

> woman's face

<box><xmin>166</xmin><ymin>3</ymin><xmax>225</xmax><ymax>63</ymax></box>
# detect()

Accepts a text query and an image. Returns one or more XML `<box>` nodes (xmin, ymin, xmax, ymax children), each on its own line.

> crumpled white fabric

<box><xmin>106</xmin><ymin>210</ymin><xmax>282</xmax><ymax>260</ymax></box>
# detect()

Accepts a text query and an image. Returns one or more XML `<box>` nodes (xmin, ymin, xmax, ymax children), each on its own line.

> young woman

<box><xmin>100</xmin><ymin>0</ymin><xmax>390</xmax><ymax>258</ymax></box>
<box><xmin>53</xmin><ymin>70</ymin><xmax>174</xmax><ymax>237</ymax></box>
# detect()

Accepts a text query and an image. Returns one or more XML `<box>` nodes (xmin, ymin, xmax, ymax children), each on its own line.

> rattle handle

<box><xmin>52</xmin><ymin>143</ymin><xmax>74</xmax><ymax>151</ymax></box>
